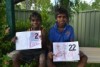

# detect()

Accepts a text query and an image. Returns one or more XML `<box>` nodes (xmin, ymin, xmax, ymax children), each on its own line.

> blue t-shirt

<box><xmin>49</xmin><ymin>23</ymin><xmax>74</xmax><ymax>42</ymax></box>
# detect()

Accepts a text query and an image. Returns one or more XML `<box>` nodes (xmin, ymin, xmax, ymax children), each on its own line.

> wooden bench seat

<box><xmin>7</xmin><ymin>47</ymin><xmax>100</xmax><ymax>63</ymax></box>
<box><xmin>80</xmin><ymin>47</ymin><xmax>100</xmax><ymax>63</ymax></box>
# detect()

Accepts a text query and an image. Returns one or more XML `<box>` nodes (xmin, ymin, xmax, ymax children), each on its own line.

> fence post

<box><xmin>5</xmin><ymin>0</ymin><xmax>15</xmax><ymax>38</ymax></box>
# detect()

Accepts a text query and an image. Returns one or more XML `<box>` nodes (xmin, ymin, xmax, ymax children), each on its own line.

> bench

<box><xmin>7</xmin><ymin>47</ymin><xmax>100</xmax><ymax>64</ymax></box>
<box><xmin>80</xmin><ymin>47</ymin><xmax>100</xmax><ymax>63</ymax></box>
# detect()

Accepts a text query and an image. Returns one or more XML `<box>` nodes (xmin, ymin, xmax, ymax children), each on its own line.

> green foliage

<box><xmin>29</xmin><ymin>0</ymin><xmax>55</xmax><ymax>31</ymax></box>
<box><xmin>40</xmin><ymin>9</ymin><xmax>55</xmax><ymax>32</ymax></box>
<box><xmin>0</xmin><ymin>41</ymin><xmax>13</xmax><ymax>56</ymax></box>
<box><xmin>20</xmin><ymin>60</ymin><xmax>38</xmax><ymax>67</ymax></box>
<box><xmin>34</xmin><ymin>0</ymin><xmax>51</xmax><ymax>10</ymax></box>
<box><xmin>57</xmin><ymin>0</ymin><xmax>100</xmax><ymax>13</ymax></box>
<box><xmin>0</xmin><ymin>0</ymin><xmax>14</xmax><ymax>67</ymax></box>
<box><xmin>0</xmin><ymin>0</ymin><xmax>6</xmax><ymax>32</ymax></box>
<box><xmin>70</xmin><ymin>1</ymin><xmax>92</xmax><ymax>13</ymax></box>
<box><xmin>59</xmin><ymin>0</ymin><xmax>70</xmax><ymax>9</ymax></box>
<box><xmin>0</xmin><ymin>55</ymin><xmax>12</xmax><ymax>67</ymax></box>
<box><xmin>16</xmin><ymin>20</ymin><xmax>30</xmax><ymax>31</ymax></box>
<box><xmin>0</xmin><ymin>0</ymin><xmax>12</xmax><ymax>51</ymax></box>
<box><xmin>0</xmin><ymin>0</ymin><xmax>12</xmax><ymax>56</ymax></box>
<box><xmin>78</xmin><ymin>2</ymin><xmax>92</xmax><ymax>11</ymax></box>
<box><xmin>92</xmin><ymin>0</ymin><xmax>100</xmax><ymax>10</ymax></box>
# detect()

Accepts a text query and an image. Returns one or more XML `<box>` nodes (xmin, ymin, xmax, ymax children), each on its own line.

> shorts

<box><xmin>20</xmin><ymin>49</ymin><xmax>45</xmax><ymax>63</ymax></box>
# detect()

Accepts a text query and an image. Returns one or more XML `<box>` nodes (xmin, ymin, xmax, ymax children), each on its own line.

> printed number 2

<box><xmin>35</xmin><ymin>33</ymin><xmax>38</xmax><ymax>39</ymax></box>
<box><xmin>69</xmin><ymin>44</ymin><xmax>76</xmax><ymax>51</ymax></box>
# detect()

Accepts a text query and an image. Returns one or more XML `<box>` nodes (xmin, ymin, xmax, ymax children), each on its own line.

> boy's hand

<box><xmin>11</xmin><ymin>36</ymin><xmax>17</xmax><ymax>43</ymax></box>
<box><xmin>5</xmin><ymin>27</ymin><xmax>10</xmax><ymax>34</ymax></box>
<box><xmin>48</xmin><ymin>52</ymin><xmax>54</xmax><ymax>59</ymax></box>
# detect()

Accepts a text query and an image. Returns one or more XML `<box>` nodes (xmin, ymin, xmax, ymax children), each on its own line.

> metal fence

<box><xmin>15</xmin><ymin>10</ymin><xmax>100</xmax><ymax>47</ymax></box>
<box><xmin>71</xmin><ymin>10</ymin><xmax>100</xmax><ymax>47</ymax></box>
<box><xmin>15</xmin><ymin>10</ymin><xmax>33</xmax><ymax>22</ymax></box>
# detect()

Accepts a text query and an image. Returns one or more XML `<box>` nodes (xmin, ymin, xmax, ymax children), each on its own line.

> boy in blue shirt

<box><xmin>47</xmin><ymin>7</ymin><xmax>88</xmax><ymax>67</ymax></box>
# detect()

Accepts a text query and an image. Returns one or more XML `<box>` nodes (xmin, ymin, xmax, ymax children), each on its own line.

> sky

<box><xmin>50</xmin><ymin>0</ymin><xmax>95</xmax><ymax>5</ymax></box>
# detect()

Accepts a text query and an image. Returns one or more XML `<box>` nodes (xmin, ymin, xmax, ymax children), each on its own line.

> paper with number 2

<box><xmin>16</xmin><ymin>31</ymin><xmax>41</xmax><ymax>50</ymax></box>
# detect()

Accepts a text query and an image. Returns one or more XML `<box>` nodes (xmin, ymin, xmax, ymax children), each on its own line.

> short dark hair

<box><xmin>55</xmin><ymin>7</ymin><xmax>69</xmax><ymax>20</ymax></box>
<box><xmin>29</xmin><ymin>11</ymin><xmax>42</xmax><ymax>22</ymax></box>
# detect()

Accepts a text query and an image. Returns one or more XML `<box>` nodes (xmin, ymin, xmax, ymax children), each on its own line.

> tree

<box><xmin>92</xmin><ymin>0</ymin><xmax>100</xmax><ymax>10</ymax></box>
<box><xmin>59</xmin><ymin>0</ymin><xmax>70</xmax><ymax>9</ymax></box>
<box><xmin>70</xmin><ymin>0</ymin><xmax>93</xmax><ymax>12</ymax></box>
<box><xmin>78</xmin><ymin>1</ymin><xmax>92</xmax><ymax>11</ymax></box>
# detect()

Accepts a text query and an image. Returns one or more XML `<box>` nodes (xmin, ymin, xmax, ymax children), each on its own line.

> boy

<box><xmin>11</xmin><ymin>11</ymin><xmax>47</xmax><ymax>67</ymax></box>
<box><xmin>47</xmin><ymin>7</ymin><xmax>88</xmax><ymax>67</ymax></box>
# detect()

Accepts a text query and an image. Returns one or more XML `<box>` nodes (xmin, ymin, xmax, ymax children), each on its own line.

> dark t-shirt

<box><xmin>19</xmin><ymin>27</ymin><xmax>47</xmax><ymax>62</ymax></box>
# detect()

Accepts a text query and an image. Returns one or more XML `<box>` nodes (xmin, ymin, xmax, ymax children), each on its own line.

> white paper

<box><xmin>53</xmin><ymin>41</ymin><xmax>80</xmax><ymax>62</ymax></box>
<box><xmin>16</xmin><ymin>31</ymin><xmax>41</xmax><ymax>50</ymax></box>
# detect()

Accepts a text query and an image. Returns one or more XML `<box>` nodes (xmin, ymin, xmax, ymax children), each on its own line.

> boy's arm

<box><xmin>11</xmin><ymin>36</ymin><xmax>17</xmax><ymax>43</ymax></box>
<box><xmin>41</xmin><ymin>28</ymin><xmax>48</xmax><ymax>50</ymax></box>
<box><xmin>70</xmin><ymin>27</ymin><xmax>75</xmax><ymax>42</ymax></box>
<box><xmin>47</xmin><ymin>41</ymin><xmax>53</xmax><ymax>52</ymax></box>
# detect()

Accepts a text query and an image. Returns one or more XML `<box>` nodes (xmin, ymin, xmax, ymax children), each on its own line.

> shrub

<box><xmin>16</xmin><ymin>20</ymin><xmax>30</xmax><ymax>32</ymax></box>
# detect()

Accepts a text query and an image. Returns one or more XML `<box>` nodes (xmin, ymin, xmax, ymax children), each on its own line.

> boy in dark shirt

<box><xmin>11</xmin><ymin>11</ymin><xmax>47</xmax><ymax>67</ymax></box>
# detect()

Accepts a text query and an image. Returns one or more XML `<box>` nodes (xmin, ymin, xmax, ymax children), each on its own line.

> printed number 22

<box><xmin>69</xmin><ymin>44</ymin><xmax>76</xmax><ymax>51</ymax></box>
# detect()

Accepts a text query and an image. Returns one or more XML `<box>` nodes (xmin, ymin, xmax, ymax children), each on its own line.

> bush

<box><xmin>0</xmin><ymin>0</ymin><xmax>14</xmax><ymax>66</ymax></box>
<box><xmin>16</xmin><ymin>20</ymin><xmax>30</xmax><ymax>32</ymax></box>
